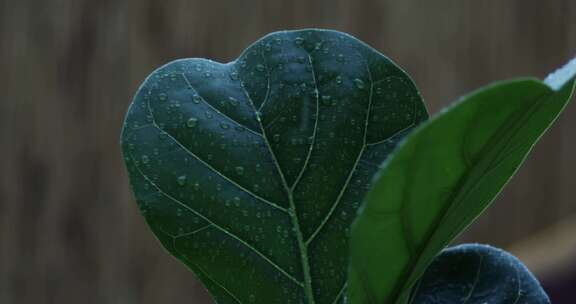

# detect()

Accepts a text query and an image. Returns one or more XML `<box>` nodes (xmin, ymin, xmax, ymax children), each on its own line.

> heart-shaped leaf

<box><xmin>411</xmin><ymin>244</ymin><xmax>550</xmax><ymax>304</ymax></box>
<box><xmin>349</xmin><ymin>58</ymin><xmax>575</xmax><ymax>304</ymax></box>
<box><xmin>121</xmin><ymin>29</ymin><xmax>428</xmax><ymax>303</ymax></box>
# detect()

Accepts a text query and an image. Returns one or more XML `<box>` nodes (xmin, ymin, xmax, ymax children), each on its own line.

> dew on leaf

<box><xmin>235</xmin><ymin>166</ymin><xmax>245</xmax><ymax>175</ymax></box>
<box><xmin>177</xmin><ymin>175</ymin><xmax>187</xmax><ymax>186</ymax></box>
<box><xmin>354</xmin><ymin>78</ymin><xmax>365</xmax><ymax>89</ymax></box>
<box><xmin>321</xmin><ymin>95</ymin><xmax>332</xmax><ymax>106</ymax></box>
<box><xmin>294</xmin><ymin>37</ymin><xmax>305</xmax><ymax>46</ymax></box>
<box><xmin>272</xmin><ymin>134</ymin><xmax>281</xmax><ymax>143</ymax></box>
<box><xmin>186</xmin><ymin>117</ymin><xmax>198</xmax><ymax>128</ymax></box>
<box><xmin>228</xmin><ymin>97</ymin><xmax>239</xmax><ymax>106</ymax></box>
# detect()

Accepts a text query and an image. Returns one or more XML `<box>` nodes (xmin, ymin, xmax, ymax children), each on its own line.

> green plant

<box><xmin>120</xmin><ymin>29</ymin><xmax>575</xmax><ymax>304</ymax></box>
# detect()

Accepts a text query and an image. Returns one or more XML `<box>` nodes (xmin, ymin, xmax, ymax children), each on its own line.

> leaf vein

<box><xmin>305</xmin><ymin>56</ymin><xmax>375</xmax><ymax>246</ymax></box>
<box><xmin>130</xmin><ymin>153</ymin><xmax>303</xmax><ymax>288</ymax></box>
<box><xmin>143</xmin><ymin>94</ymin><xmax>288</xmax><ymax>213</ymax></box>
<box><xmin>181</xmin><ymin>73</ymin><xmax>263</xmax><ymax>137</ymax></box>
<box><xmin>291</xmin><ymin>51</ymin><xmax>320</xmax><ymax>191</ymax></box>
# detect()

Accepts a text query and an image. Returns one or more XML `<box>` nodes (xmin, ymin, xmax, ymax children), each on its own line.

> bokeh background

<box><xmin>1</xmin><ymin>1</ymin><xmax>575</xmax><ymax>303</ymax></box>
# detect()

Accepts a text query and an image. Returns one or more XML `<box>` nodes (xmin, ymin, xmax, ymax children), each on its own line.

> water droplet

<box><xmin>272</xmin><ymin>134</ymin><xmax>281</xmax><ymax>143</ymax></box>
<box><xmin>141</xmin><ymin>155</ymin><xmax>149</xmax><ymax>164</ymax></box>
<box><xmin>229</xmin><ymin>71</ymin><xmax>239</xmax><ymax>81</ymax></box>
<box><xmin>228</xmin><ymin>97</ymin><xmax>239</xmax><ymax>106</ymax></box>
<box><xmin>294</xmin><ymin>37</ymin><xmax>305</xmax><ymax>46</ymax></box>
<box><xmin>235</xmin><ymin>166</ymin><xmax>245</xmax><ymax>175</ymax></box>
<box><xmin>354</xmin><ymin>78</ymin><xmax>365</xmax><ymax>89</ymax></box>
<box><xmin>186</xmin><ymin>117</ymin><xmax>198</xmax><ymax>128</ymax></box>
<box><xmin>203</xmin><ymin>71</ymin><xmax>212</xmax><ymax>78</ymax></box>
<box><xmin>336</xmin><ymin>76</ymin><xmax>343</xmax><ymax>85</ymax></box>
<box><xmin>256</xmin><ymin>64</ymin><xmax>265</xmax><ymax>72</ymax></box>
<box><xmin>177</xmin><ymin>175</ymin><xmax>187</xmax><ymax>186</ymax></box>
<box><xmin>312</xmin><ymin>89</ymin><xmax>319</xmax><ymax>99</ymax></box>
<box><xmin>193</xmin><ymin>95</ymin><xmax>202</xmax><ymax>104</ymax></box>
<box><xmin>158</xmin><ymin>93</ymin><xmax>167</xmax><ymax>101</ymax></box>
<box><xmin>336</xmin><ymin>54</ymin><xmax>345</xmax><ymax>62</ymax></box>
<box><xmin>321</xmin><ymin>95</ymin><xmax>332</xmax><ymax>106</ymax></box>
<box><xmin>220</xmin><ymin>122</ymin><xmax>230</xmax><ymax>130</ymax></box>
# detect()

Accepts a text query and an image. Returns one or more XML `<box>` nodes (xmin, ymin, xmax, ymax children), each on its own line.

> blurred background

<box><xmin>1</xmin><ymin>0</ymin><xmax>575</xmax><ymax>303</ymax></box>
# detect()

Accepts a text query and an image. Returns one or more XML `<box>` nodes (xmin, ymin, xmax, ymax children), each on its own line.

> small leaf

<box><xmin>349</xmin><ymin>58</ymin><xmax>575</xmax><ymax>304</ymax></box>
<box><xmin>121</xmin><ymin>29</ymin><xmax>427</xmax><ymax>303</ymax></box>
<box><xmin>411</xmin><ymin>244</ymin><xmax>550</xmax><ymax>304</ymax></box>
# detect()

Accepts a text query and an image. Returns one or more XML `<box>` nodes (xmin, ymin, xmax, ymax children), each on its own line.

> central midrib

<box><xmin>239</xmin><ymin>44</ymin><xmax>377</xmax><ymax>304</ymax></box>
<box><xmin>250</xmin><ymin>102</ymin><xmax>317</xmax><ymax>304</ymax></box>
<box><xmin>238</xmin><ymin>63</ymin><xmax>317</xmax><ymax>303</ymax></box>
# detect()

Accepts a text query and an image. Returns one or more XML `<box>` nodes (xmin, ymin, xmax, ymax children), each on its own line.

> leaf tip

<box><xmin>544</xmin><ymin>56</ymin><xmax>576</xmax><ymax>91</ymax></box>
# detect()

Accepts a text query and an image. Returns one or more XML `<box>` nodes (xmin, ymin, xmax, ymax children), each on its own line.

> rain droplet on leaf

<box><xmin>177</xmin><ymin>175</ymin><xmax>187</xmax><ymax>186</ymax></box>
<box><xmin>186</xmin><ymin>118</ymin><xmax>198</xmax><ymax>128</ymax></box>
<box><xmin>235</xmin><ymin>166</ymin><xmax>245</xmax><ymax>175</ymax></box>
<box><xmin>354</xmin><ymin>78</ymin><xmax>365</xmax><ymax>89</ymax></box>
<box><xmin>321</xmin><ymin>95</ymin><xmax>332</xmax><ymax>106</ymax></box>
<box><xmin>336</xmin><ymin>76</ymin><xmax>343</xmax><ymax>85</ymax></box>
<box><xmin>294</xmin><ymin>37</ymin><xmax>305</xmax><ymax>46</ymax></box>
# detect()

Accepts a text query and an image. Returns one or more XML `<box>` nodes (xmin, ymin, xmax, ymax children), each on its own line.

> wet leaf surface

<box><xmin>121</xmin><ymin>29</ymin><xmax>427</xmax><ymax>304</ymax></box>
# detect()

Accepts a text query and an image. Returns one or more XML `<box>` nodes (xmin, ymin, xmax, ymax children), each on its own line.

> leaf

<box><xmin>410</xmin><ymin>244</ymin><xmax>550</xmax><ymax>304</ymax></box>
<box><xmin>349</xmin><ymin>58</ymin><xmax>576</xmax><ymax>304</ymax></box>
<box><xmin>121</xmin><ymin>29</ymin><xmax>428</xmax><ymax>304</ymax></box>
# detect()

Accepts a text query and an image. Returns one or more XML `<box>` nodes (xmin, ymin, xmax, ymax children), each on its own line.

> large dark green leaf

<box><xmin>121</xmin><ymin>29</ymin><xmax>427</xmax><ymax>304</ymax></box>
<box><xmin>349</xmin><ymin>58</ymin><xmax>576</xmax><ymax>304</ymax></box>
<box><xmin>411</xmin><ymin>244</ymin><xmax>549</xmax><ymax>304</ymax></box>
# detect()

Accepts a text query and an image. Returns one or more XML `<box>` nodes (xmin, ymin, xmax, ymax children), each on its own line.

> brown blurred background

<box><xmin>1</xmin><ymin>1</ymin><xmax>575</xmax><ymax>303</ymax></box>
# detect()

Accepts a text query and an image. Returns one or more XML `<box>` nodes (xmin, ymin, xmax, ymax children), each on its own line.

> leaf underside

<box><xmin>349</xmin><ymin>58</ymin><xmax>575</xmax><ymax>304</ymax></box>
<box><xmin>411</xmin><ymin>244</ymin><xmax>550</xmax><ymax>304</ymax></box>
<box><xmin>121</xmin><ymin>29</ymin><xmax>427</xmax><ymax>304</ymax></box>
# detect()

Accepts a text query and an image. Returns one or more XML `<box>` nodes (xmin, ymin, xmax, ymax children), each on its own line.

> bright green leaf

<box><xmin>349</xmin><ymin>58</ymin><xmax>576</xmax><ymax>304</ymax></box>
<box><xmin>121</xmin><ymin>29</ymin><xmax>427</xmax><ymax>304</ymax></box>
